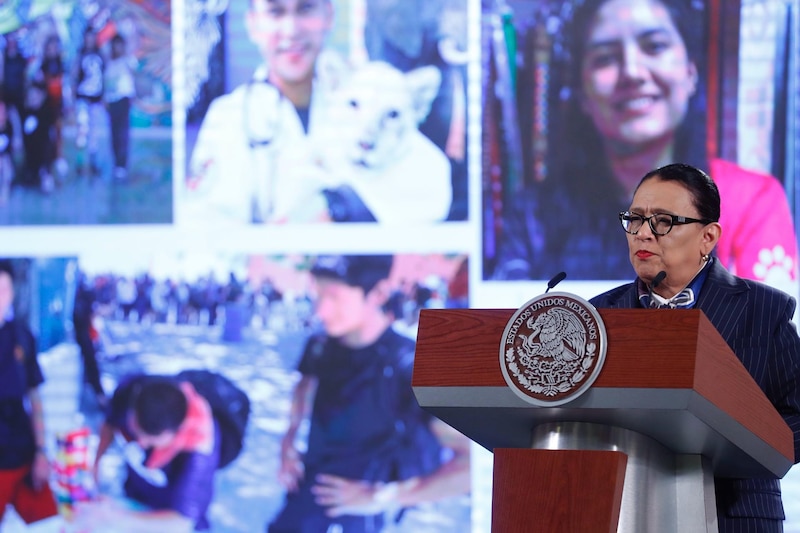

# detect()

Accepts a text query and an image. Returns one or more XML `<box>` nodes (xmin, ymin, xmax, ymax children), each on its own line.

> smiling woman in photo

<box><xmin>490</xmin><ymin>0</ymin><xmax>798</xmax><ymax>286</ymax></box>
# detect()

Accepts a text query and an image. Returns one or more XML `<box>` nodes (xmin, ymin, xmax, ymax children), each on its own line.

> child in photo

<box><xmin>105</xmin><ymin>33</ymin><xmax>137</xmax><ymax>180</ymax></box>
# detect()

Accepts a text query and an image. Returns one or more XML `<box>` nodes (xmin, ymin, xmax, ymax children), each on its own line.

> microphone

<box><xmin>545</xmin><ymin>272</ymin><xmax>567</xmax><ymax>293</ymax></box>
<box><xmin>649</xmin><ymin>271</ymin><xmax>667</xmax><ymax>306</ymax></box>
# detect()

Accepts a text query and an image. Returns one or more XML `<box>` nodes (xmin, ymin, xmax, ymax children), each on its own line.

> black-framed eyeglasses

<box><xmin>619</xmin><ymin>211</ymin><xmax>712</xmax><ymax>236</ymax></box>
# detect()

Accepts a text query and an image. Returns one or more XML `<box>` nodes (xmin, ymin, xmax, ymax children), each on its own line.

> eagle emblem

<box><xmin>500</xmin><ymin>292</ymin><xmax>607</xmax><ymax>406</ymax></box>
<box><xmin>519</xmin><ymin>308</ymin><xmax>586</xmax><ymax>364</ymax></box>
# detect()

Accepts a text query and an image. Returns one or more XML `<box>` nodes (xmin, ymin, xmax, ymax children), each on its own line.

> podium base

<box><xmin>528</xmin><ymin>422</ymin><xmax>718</xmax><ymax>533</ymax></box>
<box><xmin>492</xmin><ymin>448</ymin><xmax>627</xmax><ymax>533</ymax></box>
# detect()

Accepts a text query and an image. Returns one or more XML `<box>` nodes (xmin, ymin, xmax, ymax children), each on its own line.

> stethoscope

<box><xmin>242</xmin><ymin>76</ymin><xmax>290</xmax><ymax>221</ymax></box>
<box><xmin>243</xmin><ymin>76</ymin><xmax>285</xmax><ymax>150</ymax></box>
<box><xmin>241</xmin><ymin>70</ymin><xmax>320</xmax><ymax>222</ymax></box>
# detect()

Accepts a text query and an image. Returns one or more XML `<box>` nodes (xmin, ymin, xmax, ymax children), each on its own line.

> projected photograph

<box><xmin>481</xmin><ymin>0</ymin><xmax>799</xmax><ymax>286</ymax></box>
<box><xmin>2</xmin><ymin>252</ymin><xmax>471</xmax><ymax>532</ymax></box>
<box><xmin>178</xmin><ymin>0</ymin><xmax>469</xmax><ymax>226</ymax></box>
<box><xmin>0</xmin><ymin>0</ymin><xmax>172</xmax><ymax>225</ymax></box>
<box><xmin>5</xmin><ymin>1</ymin><xmax>800</xmax><ymax>532</ymax></box>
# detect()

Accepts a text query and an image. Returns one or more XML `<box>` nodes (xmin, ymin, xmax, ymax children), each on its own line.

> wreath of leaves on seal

<box><xmin>506</xmin><ymin>346</ymin><xmax>595</xmax><ymax>394</ymax></box>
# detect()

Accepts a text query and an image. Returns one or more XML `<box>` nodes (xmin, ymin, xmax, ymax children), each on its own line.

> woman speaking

<box><xmin>590</xmin><ymin>162</ymin><xmax>800</xmax><ymax>532</ymax></box>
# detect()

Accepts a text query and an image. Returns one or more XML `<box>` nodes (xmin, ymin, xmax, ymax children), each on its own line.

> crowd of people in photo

<box><xmin>0</xmin><ymin>13</ymin><xmax>137</xmax><ymax>204</ymax></box>
<box><xmin>83</xmin><ymin>272</ymin><xmax>254</xmax><ymax>329</ymax></box>
<box><xmin>1</xmin><ymin>31</ymin><xmax>67</xmax><ymax>201</ymax></box>
<box><xmin>73</xmin><ymin>266</ymin><xmax>463</xmax><ymax>339</ymax></box>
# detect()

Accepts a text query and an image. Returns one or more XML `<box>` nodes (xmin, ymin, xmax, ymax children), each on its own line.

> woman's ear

<box><xmin>701</xmin><ymin>221</ymin><xmax>722</xmax><ymax>256</ymax></box>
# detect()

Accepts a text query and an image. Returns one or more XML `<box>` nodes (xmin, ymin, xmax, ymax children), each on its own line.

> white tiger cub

<box><xmin>272</xmin><ymin>61</ymin><xmax>452</xmax><ymax>223</ymax></box>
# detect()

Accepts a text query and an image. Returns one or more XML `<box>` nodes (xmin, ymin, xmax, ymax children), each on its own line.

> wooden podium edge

<box><xmin>692</xmin><ymin>312</ymin><xmax>794</xmax><ymax>462</ymax></box>
<box><xmin>413</xmin><ymin>308</ymin><xmax>794</xmax><ymax>474</ymax></box>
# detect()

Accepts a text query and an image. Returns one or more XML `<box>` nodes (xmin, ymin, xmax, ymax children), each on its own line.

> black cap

<box><xmin>310</xmin><ymin>255</ymin><xmax>393</xmax><ymax>293</ymax></box>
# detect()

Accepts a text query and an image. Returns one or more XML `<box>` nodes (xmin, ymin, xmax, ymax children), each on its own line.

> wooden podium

<box><xmin>412</xmin><ymin>308</ymin><xmax>794</xmax><ymax>533</ymax></box>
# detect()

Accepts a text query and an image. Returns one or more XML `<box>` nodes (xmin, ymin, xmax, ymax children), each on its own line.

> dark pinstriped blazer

<box><xmin>590</xmin><ymin>259</ymin><xmax>800</xmax><ymax>526</ymax></box>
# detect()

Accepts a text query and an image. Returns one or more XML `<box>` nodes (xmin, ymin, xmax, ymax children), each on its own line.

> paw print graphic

<box><xmin>753</xmin><ymin>246</ymin><xmax>796</xmax><ymax>284</ymax></box>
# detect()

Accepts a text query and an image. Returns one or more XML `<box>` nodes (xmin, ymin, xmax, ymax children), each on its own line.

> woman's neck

<box><xmin>605</xmin><ymin>136</ymin><xmax>675</xmax><ymax>198</ymax></box>
<box><xmin>654</xmin><ymin>259</ymin><xmax>710</xmax><ymax>300</ymax></box>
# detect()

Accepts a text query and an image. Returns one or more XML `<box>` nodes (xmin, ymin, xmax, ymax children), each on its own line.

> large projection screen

<box><xmin>1</xmin><ymin>0</ymin><xmax>799</xmax><ymax>531</ymax></box>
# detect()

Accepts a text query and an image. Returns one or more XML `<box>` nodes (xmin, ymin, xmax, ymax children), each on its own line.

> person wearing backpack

<box><xmin>92</xmin><ymin>370</ymin><xmax>249</xmax><ymax>531</ymax></box>
<box><xmin>268</xmin><ymin>255</ymin><xmax>470</xmax><ymax>533</ymax></box>
<box><xmin>0</xmin><ymin>260</ymin><xmax>59</xmax><ymax>527</ymax></box>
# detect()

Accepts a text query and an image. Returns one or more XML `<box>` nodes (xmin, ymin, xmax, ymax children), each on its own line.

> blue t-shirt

<box><xmin>0</xmin><ymin>319</ymin><xmax>45</xmax><ymax>469</ymax></box>
<box><xmin>270</xmin><ymin>327</ymin><xmax>443</xmax><ymax>532</ymax></box>
<box><xmin>299</xmin><ymin>327</ymin><xmax>442</xmax><ymax>482</ymax></box>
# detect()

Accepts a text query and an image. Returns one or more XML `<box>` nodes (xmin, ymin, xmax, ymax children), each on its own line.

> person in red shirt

<box><xmin>0</xmin><ymin>260</ymin><xmax>58</xmax><ymax>527</ymax></box>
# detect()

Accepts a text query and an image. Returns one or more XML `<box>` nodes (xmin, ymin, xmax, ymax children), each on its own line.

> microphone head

<box><xmin>548</xmin><ymin>271</ymin><xmax>567</xmax><ymax>289</ymax></box>
<box><xmin>652</xmin><ymin>271</ymin><xmax>667</xmax><ymax>289</ymax></box>
<box><xmin>545</xmin><ymin>271</ymin><xmax>567</xmax><ymax>293</ymax></box>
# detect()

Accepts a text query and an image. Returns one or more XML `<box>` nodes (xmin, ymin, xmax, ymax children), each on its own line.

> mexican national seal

<box><xmin>500</xmin><ymin>292</ymin><xmax>608</xmax><ymax>406</ymax></box>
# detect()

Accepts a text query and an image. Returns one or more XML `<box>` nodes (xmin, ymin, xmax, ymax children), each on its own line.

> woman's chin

<box><xmin>609</xmin><ymin>127</ymin><xmax>674</xmax><ymax>155</ymax></box>
<box><xmin>633</xmin><ymin>262</ymin><xmax>662</xmax><ymax>282</ymax></box>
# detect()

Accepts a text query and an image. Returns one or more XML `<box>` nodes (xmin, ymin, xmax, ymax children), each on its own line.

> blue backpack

<box><xmin>177</xmin><ymin>369</ymin><xmax>250</xmax><ymax>469</ymax></box>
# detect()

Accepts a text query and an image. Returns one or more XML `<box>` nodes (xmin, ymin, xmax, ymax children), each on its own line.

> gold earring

<box><xmin>701</xmin><ymin>253</ymin><xmax>710</xmax><ymax>264</ymax></box>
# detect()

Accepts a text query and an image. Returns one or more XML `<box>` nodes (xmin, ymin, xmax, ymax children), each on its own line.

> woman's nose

<box><xmin>620</xmin><ymin>43</ymin><xmax>647</xmax><ymax>81</ymax></box>
<box><xmin>635</xmin><ymin>219</ymin><xmax>656</xmax><ymax>239</ymax></box>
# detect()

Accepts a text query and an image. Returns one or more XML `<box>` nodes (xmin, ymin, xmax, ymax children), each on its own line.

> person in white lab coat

<box><xmin>182</xmin><ymin>0</ymin><xmax>346</xmax><ymax>225</ymax></box>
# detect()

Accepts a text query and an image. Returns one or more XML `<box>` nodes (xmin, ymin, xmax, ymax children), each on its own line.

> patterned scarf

<box><xmin>637</xmin><ymin>258</ymin><xmax>712</xmax><ymax>309</ymax></box>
